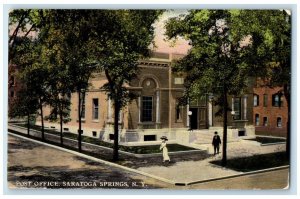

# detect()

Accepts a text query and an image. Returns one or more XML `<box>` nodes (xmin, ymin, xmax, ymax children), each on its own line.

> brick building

<box><xmin>253</xmin><ymin>85</ymin><xmax>288</xmax><ymax>137</ymax></box>
<box><xmin>38</xmin><ymin>52</ymin><xmax>255</xmax><ymax>144</ymax></box>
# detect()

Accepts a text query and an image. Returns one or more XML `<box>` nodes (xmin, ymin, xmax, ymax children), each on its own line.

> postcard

<box><xmin>6</xmin><ymin>8</ymin><xmax>291</xmax><ymax>190</ymax></box>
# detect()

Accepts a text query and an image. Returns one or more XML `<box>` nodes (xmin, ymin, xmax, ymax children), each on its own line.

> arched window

<box><xmin>277</xmin><ymin>117</ymin><xmax>282</xmax><ymax>127</ymax></box>
<box><xmin>263</xmin><ymin>117</ymin><xmax>268</xmax><ymax>126</ymax></box>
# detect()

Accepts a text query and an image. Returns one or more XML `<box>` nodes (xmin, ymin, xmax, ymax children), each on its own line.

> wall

<box><xmin>253</xmin><ymin>86</ymin><xmax>288</xmax><ymax>137</ymax></box>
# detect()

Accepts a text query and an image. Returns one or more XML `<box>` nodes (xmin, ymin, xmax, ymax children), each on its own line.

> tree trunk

<box><xmin>113</xmin><ymin>100</ymin><xmax>120</xmax><ymax>161</ymax></box>
<box><xmin>283</xmin><ymin>84</ymin><xmax>290</xmax><ymax>160</ymax></box>
<box><xmin>78</xmin><ymin>91</ymin><xmax>82</xmax><ymax>152</ymax></box>
<box><xmin>40</xmin><ymin>104</ymin><xmax>45</xmax><ymax>141</ymax></box>
<box><xmin>59</xmin><ymin>104</ymin><xmax>63</xmax><ymax>146</ymax></box>
<box><xmin>222</xmin><ymin>86</ymin><xmax>228</xmax><ymax>167</ymax></box>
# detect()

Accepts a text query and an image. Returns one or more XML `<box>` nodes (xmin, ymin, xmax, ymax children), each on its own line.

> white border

<box><xmin>1</xmin><ymin>0</ymin><xmax>299</xmax><ymax>198</ymax></box>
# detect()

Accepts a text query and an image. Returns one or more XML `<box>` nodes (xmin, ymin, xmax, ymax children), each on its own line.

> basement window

<box><xmin>144</xmin><ymin>135</ymin><xmax>156</xmax><ymax>141</ymax></box>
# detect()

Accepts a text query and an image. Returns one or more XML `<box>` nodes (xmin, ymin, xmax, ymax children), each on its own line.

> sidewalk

<box><xmin>138</xmin><ymin>140</ymin><xmax>286</xmax><ymax>183</ymax></box>
<box><xmin>7</xmin><ymin>124</ymin><xmax>287</xmax><ymax>185</ymax></box>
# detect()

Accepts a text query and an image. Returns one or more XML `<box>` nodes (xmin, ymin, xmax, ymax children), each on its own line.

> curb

<box><xmin>261</xmin><ymin>142</ymin><xmax>286</xmax><ymax>146</ymax></box>
<box><xmin>8</xmin><ymin>132</ymin><xmax>175</xmax><ymax>185</ymax></box>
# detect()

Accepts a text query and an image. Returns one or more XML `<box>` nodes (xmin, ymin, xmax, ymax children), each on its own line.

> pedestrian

<box><xmin>160</xmin><ymin>136</ymin><xmax>170</xmax><ymax>163</ymax></box>
<box><xmin>212</xmin><ymin>131</ymin><xmax>221</xmax><ymax>155</ymax></box>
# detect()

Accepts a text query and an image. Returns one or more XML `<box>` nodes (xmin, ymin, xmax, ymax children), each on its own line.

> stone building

<box><xmin>253</xmin><ymin>84</ymin><xmax>288</xmax><ymax>137</ymax></box>
<box><xmin>40</xmin><ymin>52</ymin><xmax>255</xmax><ymax>145</ymax></box>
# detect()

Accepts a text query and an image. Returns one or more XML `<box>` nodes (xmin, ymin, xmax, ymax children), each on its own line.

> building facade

<box><xmin>253</xmin><ymin>85</ymin><xmax>288</xmax><ymax>137</ymax></box>
<box><xmin>39</xmin><ymin>52</ymin><xmax>255</xmax><ymax>144</ymax></box>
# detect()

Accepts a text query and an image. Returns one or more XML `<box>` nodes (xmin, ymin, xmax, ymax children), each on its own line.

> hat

<box><xmin>160</xmin><ymin>136</ymin><xmax>168</xmax><ymax>141</ymax></box>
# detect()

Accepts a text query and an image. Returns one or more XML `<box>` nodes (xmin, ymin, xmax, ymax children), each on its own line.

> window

<box><xmin>142</xmin><ymin>96</ymin><xmax>153</xmax><ymax>122</ymax></box>
<box><xmin>92</xmin><ymin>131</ymin><xmax>97</xmax><ymax>137</ymax></box>
<box><xmin>263</xmin><ymin>94</ymin><xmax>268</xmax><ymax>107</ymax></box>
<box><xmin>263</xmin><ymin>117</ymin><xmax>268</xmax><ymax>126</ymax></box>
<box><xmin>92</xmin><ymin>98</ymin><xmax>99</xmax><ymax>120</ymax></box>
<box><xmin>272</xmin><ymin>94</ymin><xmax>284</xmax><ymax>107</ymax></box>
<box><xmin>176</xmin><ymin>106</ymin><xmax>181</xmax><ymax>120</ymax></box>
<box><xmin>253</xmin><ymin>94</ymin><xmax>259</xmax><ymax>106</ymax></box>
<box><xmin>233</xmin><ymin>97</ymin><xmax>241</xmax><ymax>120</ymax></box>
<box><xmin>81</xmin><ymin>96</ymin><xmax>85</xmax><ymax>119</ymax></box>
<box><xmin>277</xmin><ymin>117</ymin><xmax>282</xmax><ymax>127</ymax></box>
<box><xmin>144</xmin><ymin>135</ymin><xmax>156</xmax><ymax>141</ymax></box>
<box><xmin>255</xmin><ymin>114</ymin><xmax>259</xmax><ymax>126</ymax></box>
<box><xmin>174</xmin><ymin>77</ymin><xmax>184</xmax><ymax>84</ymax></box>
<box><xmin>175</xmin><ymin>100</ymin><xmax>182</xmax><ymax>122</ymax></box>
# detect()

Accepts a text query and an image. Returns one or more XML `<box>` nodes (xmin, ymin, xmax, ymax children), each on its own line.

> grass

<box><xmin>210</xmin><ymin>152</ymin><xmax>289</xmax><ymax>172</ymax></box>
<box><xmin>247</xmin><ymin>136</ymin><xmax>286</xmax><ymax>144</ymax></box>
<box><xmin>14</xmin><ymin>124</ymin><xmax>198</xmax><ymax>154</ymax></box>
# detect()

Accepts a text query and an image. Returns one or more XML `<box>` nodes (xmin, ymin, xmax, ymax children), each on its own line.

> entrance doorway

<box><xmin>189</xmin><ymin>107</ymin><xmax>207</xmax><ymax>129</ymax></box>
<box><xmin>190</xmin><ymin>108</ymin><xmax>198</xmax><ymax>130</ymax></box>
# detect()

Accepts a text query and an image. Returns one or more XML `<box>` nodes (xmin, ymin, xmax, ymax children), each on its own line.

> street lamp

<box><xmin>231</xmin><ymin>110</ymin><xmax>235</xmax><ymax>117</ymax></box>
<box><xmin>231</xmin><ymin>110</ymin><xmax>235</xmax><ymax>128</ymax></box>
<box><xmin>188</xmin><ymin>111</ymin><xmax>192</xmax><ymax>131</ymax></box>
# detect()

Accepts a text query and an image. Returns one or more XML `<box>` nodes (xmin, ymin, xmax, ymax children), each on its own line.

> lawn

<box><xmin>210</xmin><ymin>152</ymin><xmax>289</xmax><ymax>172</ymax></box>
<box><xmin>247</xmin><ymin>136</ymin><xmax>286</xmax><ymax>144</ymax></box>
<box><xmin>13</xmin><ymin>124</ymin><xmax>198</xmax><ymax>154</ymax></box>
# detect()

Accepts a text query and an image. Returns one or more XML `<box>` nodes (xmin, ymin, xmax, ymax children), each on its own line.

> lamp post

<box><xmin>188</xmin><ymin>110</ymin><xmax>192</xmax><ymax>131</ymax></box>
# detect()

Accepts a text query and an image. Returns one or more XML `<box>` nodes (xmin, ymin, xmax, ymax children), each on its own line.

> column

<box><xmin>243</xmin><ymin>95</ymin><xmax>247</xmax><ymax>120</ymax></box>
<box><xmin>208</xmin><ymin>100</ymin><xmax>213</xmax><ymax>127</ymax></box>
<box><xmin>156</xmin><ymin>90</ymin><xmax>160</xmax><ymax>123</ymax></box>
<box><xmin>138</xmin><ymin>96</ymin><xmax>141</xmax><ymax>123</ymax></box>
<box><xmin>186</xmin><ymin>103</ymin><xmax>190</xmax><ymax>127</ymax></box>
<box><xmin>231</xmin><ymin>97</ymin><xmax>234</xmax><ymax>112</ymax></box>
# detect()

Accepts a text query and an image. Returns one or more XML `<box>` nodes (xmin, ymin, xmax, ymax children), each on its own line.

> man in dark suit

<box><xmin>212</xmin><ymin>131</ymin><xmax>221</xmax><ymax>155</ymax></box>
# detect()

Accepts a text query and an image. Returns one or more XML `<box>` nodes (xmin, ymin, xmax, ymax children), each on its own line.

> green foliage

<box><xmin>9</xmin><ymin>9</ymin><xmax>162</xmax><ymax>158</ymax></box>
<box><xmin>8</xmin><ymin>86</ymin><xmax>39</xmax><ymax>120</ymax></box>
<box><xmin>166</xmin><ymin>9</ymin><xmax>291</xmax><ymax>109</ymax></box>
<box><xmin>166</xmin><ymin>10</ymin><xmax>252</xmax><ymax>112</ymax></box>
<box><xmin>84</xmin><ymin>10</ymin><xmax>162</xmax><ymax>108</ymax></box>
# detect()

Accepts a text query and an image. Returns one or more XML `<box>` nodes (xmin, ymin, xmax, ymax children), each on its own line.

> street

<box><xmin>6</xmin><ymin>134</ymin><xmax>289</xmax><ymax>190</ymax></box>
<box><xmin>7</xmin><ymin>135</ymin><xmax>173</xmax><ymax>189</ymax></box>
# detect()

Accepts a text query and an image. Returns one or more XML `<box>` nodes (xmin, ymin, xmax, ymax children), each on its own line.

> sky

<box><xmin>152</xmin><ymin>10</ymin><xmax>190</xmax><ymax>55</ymax></box>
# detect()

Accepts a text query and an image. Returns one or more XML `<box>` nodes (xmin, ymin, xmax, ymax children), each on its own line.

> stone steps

<box><xmin>190</xmin><ymin>130</ymin><xmax>240</xmax><ymax>144</ymax></box>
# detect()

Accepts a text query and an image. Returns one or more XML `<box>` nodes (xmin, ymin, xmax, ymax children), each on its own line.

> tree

<box><xmin>9</xmin><ymin>86</ymin><xmax>39</xmax><ymax>136</ymax></box>
<box><xmin>9</xmin><ymin>9</ymin><xmax>46</xmax><ymax>61</ymax></box>
<box><xmin>232</xmin><ymin>10</ymin><xmax>291</xmax><ymax>158</ymax></box>
<box><xmin>166</xmin><ymin>10</ymin><xmax>255</xmax><ymax>166</ymax></box>
<box><xmin>88</xmin><ymin>10</ymin><xmax>162</xmax><ymax>161</ymax></box>
<box><xmin>45</xmin><ymin>67</ymin><xmax>72</xmax><ymax>146</ymax></box>
<box><xmin>41</xmin><ymin>10</ymin><xmax>99</xmax><ymax>152</ymax></box>
<box><xmin>8</xmin><ymin>23</ymin><xmax>51</xmax><ymax>141</ymax></box>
